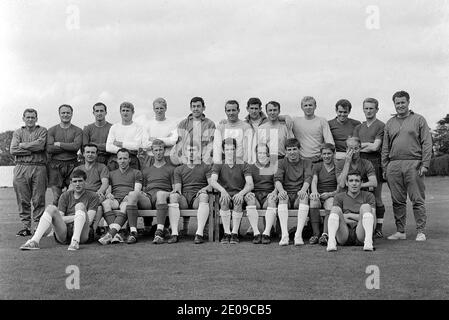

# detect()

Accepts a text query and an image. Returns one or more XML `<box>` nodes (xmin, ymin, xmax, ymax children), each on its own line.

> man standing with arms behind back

<box><xmin>382</xmin><ymin>91</ymin><xmax>432</xmax><ymax>241</ymax></box>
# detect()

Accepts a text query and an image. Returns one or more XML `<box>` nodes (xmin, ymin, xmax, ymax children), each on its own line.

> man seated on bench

<box><xmin>169</xmin><ymin>143</ymin><xmax>212</xmax><ymax>244</ymax></box>
<box><xmin>20</xmin><ymin>169</ymin><xmax>99</xmax><ymax>251</ymax></box>
<box><xmin>210</xmin><ymin>138</ymin><xmax>254</xmax><ymax>244</ymax></box>
<box><xmin>274</xmin><ymin>138</ymin><xmax>312</xmax><ymax>246</ymax></box>
<box><xmin>98</xmin><ymin>148</ymin><xmax>143</xmax><ymax>245</ymax></box>
<box><xmin>244</xmin><ymin>143</ymin><xmax>278</xmax><ymax>245</ymax></box>
<box><xmin>309</xmin><ymin>143</ymin><xmax>338</xmax><ymax>246</ymax></box>
<box><xmin>327</xmin><ymin>171</ymin><xmax>376</xmax><ymax>252</ymax></box>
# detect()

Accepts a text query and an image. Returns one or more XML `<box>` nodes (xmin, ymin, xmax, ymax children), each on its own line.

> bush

<box><xmin>427</xmin><ymin>155</ymin><xmax>449</xmax><ymax>176</ymax></box>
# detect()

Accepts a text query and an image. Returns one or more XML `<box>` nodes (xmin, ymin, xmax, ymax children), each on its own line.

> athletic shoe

<box><xmin>98</xmin><ymin>232</ymin><xmax>113</xmax><ymax>245</ymax></box>
<box><xmin>416</xmin><ymin>232</ymin><xmax>426</xmax><ymax>241</ymax></box>
<box><xmin>363</xmin><ymin>242</ymin><xmax>374</xmax><ymax>251</ymax></box>
<box><xmin>309</xmin><ymin>235</ymin><xmax>319</xmax><ymax>245</ymax></box>
<box><xmin>16</xmin><ymin>228</ymin><xmax>32</xmax><ymax>237</ymax></box>
<box><xmin>20</xmin><ymin>239</ymin><xmax>39</xmax><ymax>250</ymax></box>
<box><xmin>230</xmin><ymin>233</ymin><xmax>240</xmax><ymax>244</ymax></box>
<box><xmin>319</xmin><ymin>233</ymin><xmax>328</xmax><ymax>246</ymax></box>
<box><xmin>374</xmin><ymin>229</ymin><xmax>383</xmax><ymax>239</ymax></box>
<box><xmin>326</xmin><ymin>241</ymin><xmax>337</xmax><ymax>252</ymax></box>
<box><xmin>294</xmin><ymin>235</ymin><xmax>304</xmax><ymax>246</ymax></box>
<box><xmin>153</xmin><ymin>229</ymin><xmax>164</xmax><ymax>244</ymax></box>
<box><xmin>168</xmin><ymin>235</ymin><xmax>179</xmax><ymax>244</ymax></box>
<box><xmin>387</xmin><ymin>232</ymin><xmax>406</xmax><ymax>240</ymax></box>
<box><xmin>162</xmin><ymin>228</ymin><xmax>171</xmax><ymax>239</ymax></box>
<box><xmin>261</xmin><ymin>234</ymin><xmax>271</xmax><ymax>245</ymax></box>
<box><xmin>194</xmin><ymin>234</ymin><xmax>204</xmax><ymax>244</ymax></box>
<box><xmin>221</xmin><ymin>233</ymin><xmax>231</xmax><ymax>244</ymax></box>
<box><xmin>127</xmin><ymin>232</ymin><xmax>138</xmax><ymax>244</ymax></box>
<box><xmin>111</xmin><ymin>233</ymin><xmax>124</xmax><ymax>244</ymax></box>
<box><xmin>246</xmin><ymin>226</ymin><xmax>254</xmax><ymax>237</ymax></box>
<box><xmin>252</xmin><ymin>234</ymin><xmax>262</xmax><ymax>244</ymax></box>
<box><xmin>68</xmin><ymin>239</ymin><xmax>79</xmax><ymax>251</ymax></box>
<box><xmin>279</xmin><ymin>236</ymin><xmax>289</xmax><ymax>246</ymax></box>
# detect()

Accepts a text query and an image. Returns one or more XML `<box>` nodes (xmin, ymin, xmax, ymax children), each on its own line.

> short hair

<box><xmin>120</xmin><ymin>101</ymin><xmax>134</xmax><ymax>112</ymax></box>
<box><xmin>83</xmin><ymin>143</ymin><xmax>98</xmax><ymax>153</ymax></box>
<box><xmin>190</xmin><ymin>97</ymin><xmax>205</xmax><ymax>107</ymax></box>
<box><xmin>71</xmin><ymin>169</ymin><xmax>87</xmax><ymax>180</ymax></box>
<box><xmin>346</xmin><ymin>136</ymin><xmax>361</xmax><ymax>147</ymax></box>
<box><xmin>225</xmin><ymin>100</ymin><xmax>239</xmax><ymax>110</ymax></box>
<box><xmin>346</xmin><ymin>170</ymin><xmax>362</xmax><ymax>180</ymax></box>
<box><xmin>117</xmin><ymin>148</ymin><xmax>130</xmax><ymax>157</ymax></box>
<box><xmin>265</xmin><ymin>101</ymin><xmax>280</xmax><ymax>112</ymax></box>
<box><xmin>335</xmin><ymin>99</ymin><xmax>352</xmax><ymax>112</ymax></box>
<box><xmin>392</xmin><ymin>91</ymin><xmax>410</xmax><ymax>102</ymax></box>
<box><xmin>153</xmin><ymin>97</ymin><xmax>167</xmax><ymax>107</ymax></box>
<box><xmin>151</xmin><ymin>139</ymin><xmax>166</xmax><ymax>150</ymax></box>
<box><xmin>222</xmin><ymin>138</ymin><xmax>237</xmax><ymax>150</ymax></box>
<box><xmin>59</xmin><ymin>104</ymin><xmax>73</xmax><ymax>113</ymax></box>
<box><xmin>247</xmin><ymin>97</ymin><xmax>262</xmax><ymax>108</ymax></box>
<box><xmin>92</xmin><ymin>102</ymin><xmax>107</xmax><ymax>112</ymax></box>
<box><xmin>23</xmin><ymin>108</ymin><xmax>38</xmax><ymax>117</ymax></box>
<box><xmin>320</xmin><ymin>143</ymin><xmax>335</xmax><ymax>153</ymax></box>
<box><xmin>255</xmin><ymin>143</ymin><xmax>270</xmax><ymax>154</ymax></box>
<box><xmin>285</xmin><ymin>138</ymin><xmax>301</xmax><ymax>149</ymax></box>
<box><xmin>301</xmin><ymin>96</ymin><xmax>317</xmax><ymax>107</ymax></box>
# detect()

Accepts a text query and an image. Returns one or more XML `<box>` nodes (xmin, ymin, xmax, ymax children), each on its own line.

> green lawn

<box><xmin>1</xmin><ymin>177</ymin><xmax>448</xmax><ymax>300</ymax></box>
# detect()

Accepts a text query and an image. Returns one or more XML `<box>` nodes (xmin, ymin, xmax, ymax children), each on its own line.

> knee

<box><xmin>360</xmin><ymin>204</ymin><xmax>372</xmax><ymax>214</ymax></box>
<box><xmin>330</xmin><ymin>206</ymin><xmax>342</xmax><ymax>215</ymax></box>
<box><xmin>245</xmin><ymin>193</ymin><xmax>256</xmax><ymax>206</ymax></box>
<box><xmin>198</xmin><ymin>193</ymin><xmax>209</xmax><ymax>203</ymax></box>
<box><xmin>169</xmin><ymin>193</ymin><xmax>180</xmax><ymax>204</ymax></box>
<box><xmin>102</xmin><ymin>199</ymin><xmax>112</xmax><ymax>211</ymax></box>
<box><xmin>156</xmin><ymin>191</ymin><xmax>168</xmax><ymax>203</ymax></box>
<box><xmin>74</xmin><ymin>202</ymin><xmax>86</xmax><ymax>212</ymax></box>
<box><xmin>127</xmin><ymin>191</ymin><xmax>139</xmax><ymax>203</ymax></box>
<box><xmin>324</xmin><ymin>198</ymin><xmax>334</xmax><ymax>210</ymax></box>
<box><xmin>309</xmin><ymin>199</ymin><xmax>321</xmax><ymax>209</ymax></box>
<box><xmin>45</xmin><ymin>205</ymin><xmax>59</xmax><ymax>215</ymax></box>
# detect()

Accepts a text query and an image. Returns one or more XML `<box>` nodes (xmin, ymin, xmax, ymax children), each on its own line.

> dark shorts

<box><xmin>361</xmin><ymin>154</ymin><xmax>385</xmax><ymax>183</ymax></box>
<box><xmin>48</xmin><ymin>160</ymin><xmax>79</xmax><ymax>188</ymax></box>
<box><xmin>183</xmin><ymin>192</ymin><xmax>199</xmax><ymax>209</ymax></box>
<box><xmin>342</xmin><ymin>224</ymin><xmax>363</xmax><ymax>246</ymax></box>
<box><xmin>254</xmin><ymin>191</ymin><xmax>270</xmax><ymax>207</ymax></box>
<box><xmin>54</xmin><ymin>223</ymin><xmax>95</xmax><ymax>245</ymax></box>
<box><xmin>220</xmin><ymin>191</ymin><xmax>246</xmax><ymax>210</ymax></box>
<box><xmin>287</xmin><ymin>192</ymin><xmax>299</xmax><ymax>209</ymax></box>
<box><xmin>146</xmin><ymin>189</ymin><xmax>172</xmax><ymax>208</ymax></box>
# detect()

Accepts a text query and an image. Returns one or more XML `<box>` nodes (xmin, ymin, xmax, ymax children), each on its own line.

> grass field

<box><xmin>1</xmin><ymin>176</ymin><xmax>448</xmax><ymax>300</ymax></box>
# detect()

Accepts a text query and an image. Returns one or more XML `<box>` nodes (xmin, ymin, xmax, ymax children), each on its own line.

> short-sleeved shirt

<box><xmin>83</xmin><ymin>122</ymin><xmax>112</xmax><ymax>155</ymax></box>
<box><xmin>250</xmin><ymin>164</ymin><xmax>275</xmax><ymax>193</ymax></box>
<box><xmin>328</xmin><ymin>118</ymin><xmax>361</xmax><ymax>152</ymax></box>
<box><xmin>211</xmin><ymin>163</ymin><xmax>252</xmax><ymax>194</ymax></box>
<box><xmin>109</xmin><ymin>167</ymin><xmax>143</xmax><ymax>201</ymax></box>
<box><xmin>142</xmin><ymin>163</ymin><xmax>176</xmax><ymax>194</ymax></box>
<box><xmin>353</xmin><ymin>119</ymin><xmax>385</xmax><ymax>159</ymax></box>
<box><xmin>174</xmin><ymin>163</ymin><xmax>211</xmax><ymax>194</ymax></box>
<box><xmin>77</xmin><ymin>162</ymin><xmax>109</xmax><ymax>192</ymax></box>
<box><xmin>333</xmin><ymin>191</ymin><xmax>376</xmax><ymax>214</ymax></box>
<box><xmin>312</xmin><ymin>162</ymin><xmax>337</xmax><ymax>194</ymax></box>
<box><xmin>335</xmin><ymin>158</ymin><xmax>375</xmax><ymax>184</ymax></box>
<box><xmin>58</xmin><ymin>190</ymin><xmax>100</xmax><ymax>216</ymax></box>
<box><xmin>274</xmin><ymin>158</ymin><xmax>312</xmax><ymax>193</ymax></box>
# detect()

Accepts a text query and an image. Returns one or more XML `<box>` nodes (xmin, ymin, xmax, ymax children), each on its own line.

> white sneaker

<box><xmin>98</xmin><ymin>232</ymin><xmax>113</xmax><ymax>245</ymax></box>
<box><xmin>363</xmin><ymin>242</ymin><xmax>374</xmax><ymax>251</ymax></box>
<box><xmin>294</xmin><ymin>235</ymin><xmax>304</xmax><ymax>246</ymax></box>
<box><xmin>416</xmin><ymin>232</ymin><xmax>426</xmax><ymax>241</ymax></box>
<box><xmin>387</xmin><ymin>232</ymin><xmax>406</xmax><ymax>240</ymax></box>
<box><xmin>111</xmin><ymin>233</ymin><xmax>124</xmax><ymax>244</ymax></box>
<box><xmin>20</xmin><ymin>239</ymin><xmax>40</xmax><ymax>250</ymax></box>
<box><xmin>326</xmin><ymin>242</ymin><xmax>337</xmax><ymax>252</ymax></box>
<box><xmin>279</xmin><ymin>236</ymin><xmax>289</xmax><ymax>246</ymax></box>
<box><xmin>68</xmin><ymin>239</ymin><xmax>79</xmax><ymax>251</ymax></box>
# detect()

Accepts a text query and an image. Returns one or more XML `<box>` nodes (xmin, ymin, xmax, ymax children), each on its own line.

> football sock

<box><xmin>196</xmin><ymin>202</ymin><xmax>209</xmax><ymax>236</ymax></box>
<box><xmin>295</xmin><ymin>204</ymin><xmax>309</xmax><ymax>240</ymax></box>
<box><xmin>263</xmin><ymin>207</ymin><xmax>277</xmax><ymax>236</ymax></box>
<box><xmin>375</xmin><ymin>205</ymin><xmax>385</xmax><ymax>230</ymax></box>
<box><xmin>31</xmin><ymin>211</ymin><xmax>52</xmax><ymax>243</ymax></box>
<box><xmin>71</xmin><ymin>210</ymin><xmax>86</xmax><ymax>243</ymax></box>
<box><xmin>362</xmin><ymin>212</ymin><xmax>374</xmax><ymax>245</ymax></box>
<box><xmin>309</xmin><ymin>208</ymin><xmax>321</xmax><ymax>236</ymax></box>
<box><xmin>156</xmin><ymin>203</ymin><xmax>169</xmax><ymax>226</ymax></box>
<box><xmin>126</xmin><ymin>205</ymin><xmax>138</xmax><ymax>229</ymax></box>
<box><xmin>183</xmin><ymin>217</ymin><xmax>190</xmax><ymax>231</ymax></box>
<box><xmin>327</xmin><ymin>213</ymin><xmax>339</xmax><ymax>246</ymax></box>
<box><xmin>231</xmin><ymin>211</ymin><xmax>243</xmax><ymax>235</ymax></box>
<box><xmin>220</xmin><ymin>210</ymin><xmax>231</xmax><ymax>234</ymax></box>
<box><xmin>168</xmin><ymin>203</ymin><xmax>180</xmax><ymax>236</ymax></box>
<box><xmin>246</xmin><ymin>205</ymin><xmax>260</xmax><ymax>236</ymax></box>
<box><xmin>278</xmin><ymin>203</ymin><xmax>289</xmax><ymax>239</ymax></box>
<box><xmin>103</xmin><ymin>211</ymin><xmax>115</xmax><ymax>225</ymax></box>
<box><xmin>109</xmin><ymin>223</ymin><xmax>121</xmax><ymax>237</ymax></box>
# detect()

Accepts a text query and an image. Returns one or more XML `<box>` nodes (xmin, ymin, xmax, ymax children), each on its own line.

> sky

<box><xmin>0</xmin><ymin>0</ymin><xmax>448</xmax><ymax>131</ymax></box>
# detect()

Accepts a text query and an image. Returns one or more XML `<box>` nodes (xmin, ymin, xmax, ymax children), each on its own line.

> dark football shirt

<box><xmin>58</xmin><ymin>190</ymin><xmax>100</xmax><ymax>216</ymax></box>
<box><xmin>312</xmin><ymin>162</ymin><xmax>337</xmax><ymax>194</ymax></box>
<box><xmin>274</xmin><ymin>158</ymin><xmax>312</xmax><ymax>193</ymax></box>
<box><xmin>173</xmin><ymin>163</ymin><xmax>211</xmax><ymax>194</ymax></box>
<box><xmin>211</xmin><ymin>163</ymin><xmax>252</xmax><ymax>194</ymax></box>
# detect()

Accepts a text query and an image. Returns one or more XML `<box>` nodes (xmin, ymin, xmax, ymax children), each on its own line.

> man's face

<box><xmin>256</xmin><ymin>145</ymin><xmax>269</xmax><ymax>165</ymax></box>
<box><xmin>71</xmin><ymin>177</ymin><xmax>86</xmax><ymax>193</ymax></box>
<box><xmin>23</xmin><ymin>112</ymin><xmax>37</xmax><ymax>128</ymax></box>
<box><xmin>224</xmin><ymin>144</ymin><xmax>236</xmax><ymax>163</ymax></box>
<box><xmin>190</xmin><ymin>101</ymin><xmax>205</xmax><ymax>119</ymax></box>
<box><xmin>117</xmin><ymin>151</ymin><xmax>130</xmax><ymax>170</ymax></box>
<box><xmin>247</xmin><ymin>104</ymin><xmax>261</xmax><ymax>121</ymax></box>
<box><xmin>286</xmin><ymin>146</ymin><xmax>300</xmax><ymax>162</ymax></box>
<box><xmin>346</xmin><ymin>175</ymin><xmax>362</xmax><ymax>193</ymax></box>
<box><xmin>225</xmin><ymin>104</ymin><xmax>240</xmax><ymax>122</ymax></box>
<box><xmin>120</xmin><ymin>107</ymin><xmax>134</xmax><ymax>122</ymax></box>
<box><xmin>83</xmin><ymin>146</ymin><xmax>98</xmax><ymax>163</ymax></box>
<box><xmin>301</xmin><ymin>100</ymin><xmax>316</xmax><ymax>117</ymax></box>
<box><xmin>393</xmin><ymin>97</ymin><xmax>410</xmax><ymax>116</ymax></box>
<box><xmin>336</xmin><ymin>105</ymin><xmax>349</xmax><ymax>123</ymax></box>
<box><xmin>152</xmin><ymin>145</ymin><xmax>165</xmax><ymax>161</ymax></box>
<box><xmin>93</xmin><ymin>105</ymin><xmax>107</xmax><ymax>122</ymax></box>
<box><xmin>153</xmin><ymin>102</ymin><xmax>167</xmax><ymax>118</ymax></box>
<box><xmin>321</xmin><ymin>148</ymin><xmax>334</xmax><ymax>164</ymax></box>
<box><xmin>346</xmin><ymin>139</ymin><xmax>361</xmax><ymax>160</ymax></box>
<box><xmin>59</xmin><ymin>106</ymin><xmax>73</xmax><ymax>124</ymax></box>
<box><xmin>266</xmin><ymin>104</ymin><xmax>280</xmax><ymax>121</ymax></box>
<box><xmin>363</xmin><ymin>102</ymin><xmax>378</xmax><ymax>120</ymax></box>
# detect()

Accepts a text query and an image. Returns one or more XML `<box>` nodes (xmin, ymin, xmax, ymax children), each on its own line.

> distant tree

<box><xmin>433</xmin><ymin>114</ymin><xmax>449</xmax><ymax>156</ymax></box>
<box><xmin>0</xmin><ymin>131</ymin><xmax>14</xmax><ymax>166</ymax></box>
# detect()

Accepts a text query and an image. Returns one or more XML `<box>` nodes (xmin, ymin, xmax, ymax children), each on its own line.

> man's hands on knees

<box><xmin>220</xmin><ymin>191</ymin><xmax>231</xmax><ymax>205</ymax></box>
<box><xmin>310</xmin><ymin>192</ymin><xmax>320</xmax><ymax>201</ymax></box>
<box><xmin>297</xmin><ymin>189</ymin><xmax>308</xmax><ymax>201</ymax></box>
<box><xmin>232</xmin><ymin>192</ymin><xmax>245</xmax><ymax>206</ymax></box>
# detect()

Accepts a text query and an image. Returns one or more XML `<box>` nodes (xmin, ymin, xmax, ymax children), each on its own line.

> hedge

<box><xmin>427</xmin><ymin>154</ymin><xmax>449</xmax><ymax>176</ymax></box>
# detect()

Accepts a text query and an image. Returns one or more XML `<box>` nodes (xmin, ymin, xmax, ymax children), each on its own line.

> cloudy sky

<box><xmin>0</xmin><ymin>0</ymin><xmax>448</xmax><ymax>131</ymax></box>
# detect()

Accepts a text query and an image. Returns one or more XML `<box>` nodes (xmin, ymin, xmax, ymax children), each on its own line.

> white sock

<box><xmin>157</xmin><ymin>224</ymin><xmax>164</xmax><ymax>231</ymax></box>
<box><xmin>295</xmin><ymin>204</ymin><xmax>309</xmax><ymax>240</ymax></box>
<box><xmin>231</xmin><ymin>211</ymin><xmax>243</xmax><ymax>234</ymax></box>
<box><xmin>130</xmin><ymin>227</ymin><xmax>137</xmax><ymax>233</ymax></box>
<box><xmin>220</xmin><ymin>210</ymin><xmax>231</xmax><ymax>234</ymax></box>
<box><xmin>31</xmin><ymin>211</ymin><xmax>52</xmax><ymax>243</ymax></box>
<box><xmin>362</xmin><ymin>212</ymin><xmax>374</xmax><ymax>245</ymax></box>
<box><xmin>246</xmin><ymin>206</ymin><xmax>260</xmax><ymax>236</ymax></box>
<box><xmin>72</xmin><ymin>210</ymin><xmax>86</xmax><ymax>243</ymax></box>
<box><xmin>110</xmin><ymin>223</ymin><xmax>121</xmax><ymax>232</ymax></box>
<box><xmin>168</xmin><ymin>203</ymin><xmax>180</xmax><ymax>236</ymax></box>
<box><xmin>278</xmin><ymin>203</ymin><xmax>289</xmax><ymax>239</ymax></box>
<box><xmin>327</xmin><ymin>213</ymin><xmax>339</xmax><ymax>246</ymax></box>
<box><xmin>263</xmin><ymin>207</ymin><xmax>277</xmax><ymax>236</ymax></box>
<box><xmin>196</xmin><ymin>202</ymin><xmax>209</xmax><ymax>236</ymax></box>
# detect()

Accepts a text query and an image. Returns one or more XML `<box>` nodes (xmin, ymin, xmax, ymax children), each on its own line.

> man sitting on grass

<box><xmin>327</xmin><ymin>171</ymin><xmax>376</xmax><ymax>252</ymax></box>
<box><xmin>20</xmin><ymin>169</ymin><xmax>99</xmax><ymax>251</ymax></box>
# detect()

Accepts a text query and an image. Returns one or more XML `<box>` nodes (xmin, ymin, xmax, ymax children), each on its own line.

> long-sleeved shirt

<box><xmin>10</xmin><ymin>125</ymin><xmax>47</xmax><ymax>164</ymax></box>
<box><xmin>106</xmin><ymin>122</ymin><xmax>149</xmax><ymax>154</ymax></box>
<box><xmin>292</xmin><ymin>116</ymin><xmax>334</xmax><ymax>158</ymax></box>
<box><xmin>83</xmin><ymin>122</ymin><xmax>112</xmax><ymax>156</ymax></box>
<box><xmin>135</xmin><ymin>115</ymin><xmax>179</xmax><ymax>157</ymax></box>
<box><xmin>381</xmin><ymin>111</ymin><xmax>433</xmax><ymax>169</ymax></box>
<box><xmin>213</xmin><ymin>119</ymin><xmax>253</xmax><ymax>164</ymax></box>
<box><xmin>46</xmin><ymin>124</ymin><xmax>83</xmax><ymax>161</ymax></box>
